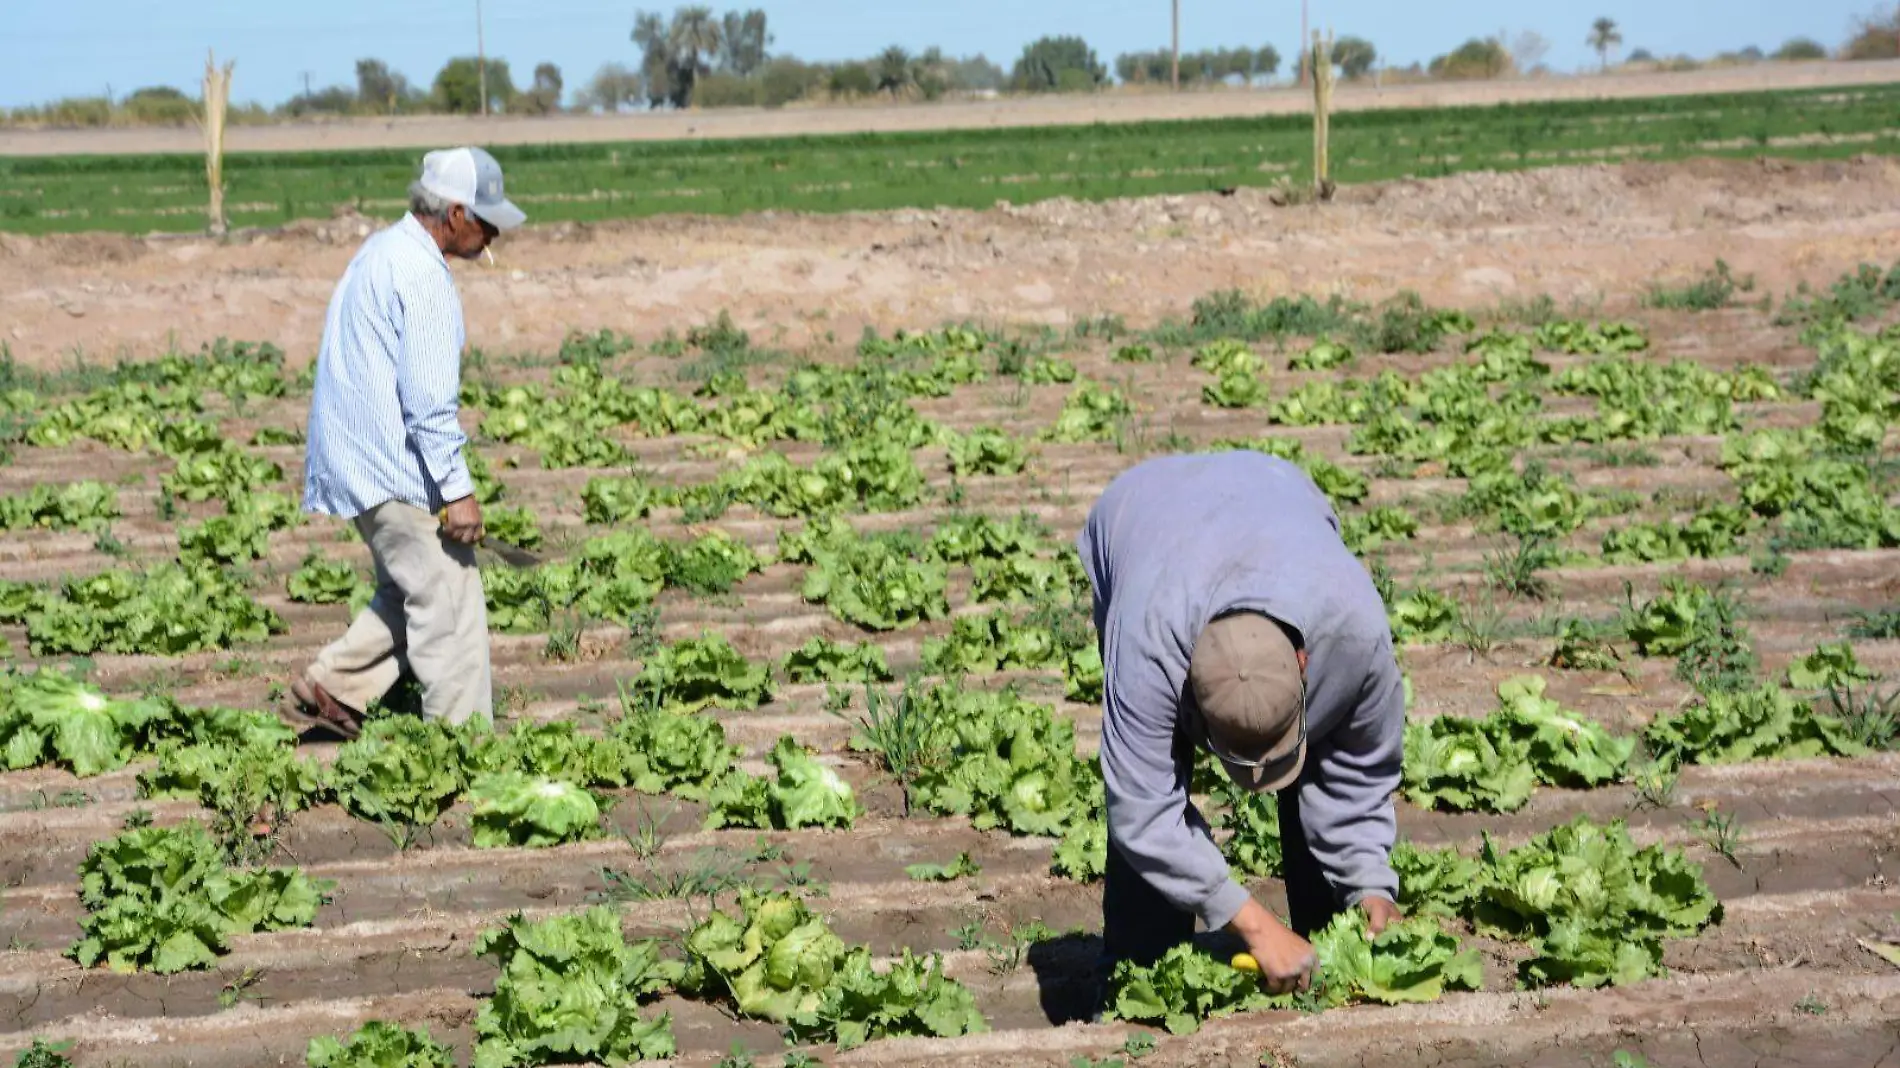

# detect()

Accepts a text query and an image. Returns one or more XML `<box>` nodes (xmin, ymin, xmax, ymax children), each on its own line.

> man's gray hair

<box><xmin>408</xmin><ymin>181</ymin><xmax>457</xmax><ymax>222</ymax></box>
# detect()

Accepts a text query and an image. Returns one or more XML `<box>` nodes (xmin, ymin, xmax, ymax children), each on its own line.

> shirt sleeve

<box><xmin>1295</xmin><ymin>645</ymin><xmax>1404</xmax><ymax>906</ymax></box>
<box><xmin>393</xmin><ymin>267</ymin><xmax>473</xmax><ymax>503</ymax></box>
<box><xmin>1100</xmin><ymin>636</ymin><xmax>1251</xmax><ymax>931</ymax></box>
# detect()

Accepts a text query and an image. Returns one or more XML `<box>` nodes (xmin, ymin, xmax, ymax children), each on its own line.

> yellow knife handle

<box><xmin>1231</xmin><ymin>952</ymin><xmax>1260</xmax><ymax>974</ymax></box>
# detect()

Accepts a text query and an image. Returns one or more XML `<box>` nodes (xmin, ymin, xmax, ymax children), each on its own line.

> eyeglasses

<box><xmin>1202</xmin><ymin>672</ymin><xmax>1307</xmax><ymax>769</ymax></box>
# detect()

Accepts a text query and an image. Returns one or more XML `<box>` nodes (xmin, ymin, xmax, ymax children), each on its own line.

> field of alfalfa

<box><xmin>0</xmin><ymin>253</ymin><xmax>1896</xmax><ymax>1068</ymax></box>
<box><xmin>8</xmin><ymin>82</ymin><xmax>1900</xmax><ymax>235</ymax></box>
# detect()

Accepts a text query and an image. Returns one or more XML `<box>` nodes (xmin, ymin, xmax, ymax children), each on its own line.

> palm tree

<box><xmin>631</xmin><ymin>11</ymin><xmax>672</xmax><ymax>105</ymax></box>
<box><xmin>631</xmin><ymin>12</ymin><xmax>666</xmax><ymax>56</ymax></box>
<box><xmin>1588</xmin><ymin>17</ymin><xmax>1623</xmax><ymax>72</ymax></box>
<box><xmin>669</xmin><ymin>6</ymin><xmax>724</xmax><ymax>105</ymax></box>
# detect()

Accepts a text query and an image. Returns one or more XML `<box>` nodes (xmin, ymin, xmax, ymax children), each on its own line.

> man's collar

<box><xmin>398</xmin><ymin>213</ymin><xmax>448</xmax><ymax>266</ymax></box>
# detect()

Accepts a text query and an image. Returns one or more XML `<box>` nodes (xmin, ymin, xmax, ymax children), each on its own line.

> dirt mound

<box><xmin>1362</xmin><ymin>165</ymin><xmax>1638</xmax><ymax>227</ymax></box>
<box><xmin>2</xmin><ymin>157</ymin><xmax>1898</xmax><ymax>365</ymax></box>
<box><xmin>0</xmin><ymin>230</ymin><xmax>146</xmax><ymax>268</ymax></box>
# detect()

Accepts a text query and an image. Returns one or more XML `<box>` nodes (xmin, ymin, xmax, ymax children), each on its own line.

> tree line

<box><xmin>6</xmin><ymin>5</ymin><xmax>1898</xmax><ymax>127</ymax></box>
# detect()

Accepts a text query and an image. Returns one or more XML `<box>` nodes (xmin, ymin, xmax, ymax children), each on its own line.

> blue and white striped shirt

<box><xmin>303</xmin><ymin>213</ymin><xmax>474</xmax><ymax>519</ymax></box>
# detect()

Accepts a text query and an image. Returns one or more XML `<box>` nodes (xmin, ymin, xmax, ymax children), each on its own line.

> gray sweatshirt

<box><xmin>1078</xmin><ymin>451</ymin><xmax>1404</xmax><ymax>931</ymax></box>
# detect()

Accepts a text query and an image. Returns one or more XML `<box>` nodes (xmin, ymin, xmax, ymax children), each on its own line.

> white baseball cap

<box><xmin>417</xmin><ymin>146</ymin><xmax>526</xmax><ymax>231</ymax></box>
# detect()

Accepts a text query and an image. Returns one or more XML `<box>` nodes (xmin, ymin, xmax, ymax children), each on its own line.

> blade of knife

<box><xmin>476</xmin><ymin>536</ymin><xmax>543</xmax><ymax>569</ymax></box>
<box><xmin>438</xmin><ymin>508</ymin><xmax>544</xmax><ymax>569</ymax></box>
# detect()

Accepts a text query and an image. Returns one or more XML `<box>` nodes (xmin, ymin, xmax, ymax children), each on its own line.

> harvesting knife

<box><xmin>436</xmin><ymin>509</ymin><xmax>544</xmax><ymax>569</ymax></box>
<box><xmin>474</xmin><ymin>536</ymin><xmax>543</xmax><ymax>569</ymax></box>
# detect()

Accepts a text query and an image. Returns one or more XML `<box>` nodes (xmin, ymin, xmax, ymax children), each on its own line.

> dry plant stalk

<box><xmin>1312</xmin><ymin>30</ymin><xmax>1336</xmax><ymax>201</ymax></box>
<box><xmin>201</xmin><ymin>51</ymin><xmax>235</xmax><ymax>236</ymax></box>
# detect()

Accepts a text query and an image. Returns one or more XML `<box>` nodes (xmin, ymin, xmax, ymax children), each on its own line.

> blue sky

<box><xmin>1</xmin><ymin>0</ymin><xmax>1879</xmax><ymax>109</ymax></box>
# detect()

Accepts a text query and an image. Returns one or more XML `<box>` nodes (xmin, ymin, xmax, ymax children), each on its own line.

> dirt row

<box><xmin>2</xmin><ymin>897</ymin><xmax>1894</xmax><ymax>1064</ymax></box>
<box><xmin>0</xmin><ymin>806</ymin><xmax>1891</xmax><ymax>1037</ymax></box>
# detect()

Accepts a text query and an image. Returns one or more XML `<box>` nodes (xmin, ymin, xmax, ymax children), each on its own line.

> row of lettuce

<box><xmin>0</xmin><ymin>421</ymin><xmax>1887</xmax><ymax>661</ymax></box>
<box><xmin>23</xmin><ymin>654</ymin><xmax>1737</xmax><ymax>1065</ymax></box>
<box><xmin>5</xmin><ymin>576</ymin><xmax>1880</xmax><ymax>797</ymax></box>
<box><xmin>0</xmin><ymin>296</ymin><xmax>1895</xmax><ymax>658</ymax></box>
<box><xmin>5</xmin><ymin>612</ymin><xmax>1873</xmax><ymax>929</ymax></box>
<box><xmin>85</xmin><ymin>811</ymin><xmax>987</xmax><ymax>1066</ymax></box>
<box><xmin>312</xmin><ymin>797</ymin><xmax>1724</xmax><ymax>1067</ymax></box>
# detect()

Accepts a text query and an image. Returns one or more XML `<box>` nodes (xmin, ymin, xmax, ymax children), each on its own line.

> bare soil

<box><xmin>4</xmin><ymin>156</ymin><xmax>1900</xmax><ymax>373</ymax></box>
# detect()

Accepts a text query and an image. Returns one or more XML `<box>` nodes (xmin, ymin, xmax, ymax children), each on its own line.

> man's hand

<box><xmin>1226</xmin><ymin>898</ymin><xmax>1315</xmax><ymax>995</ymax></box>
<box><xmin>440</xmin><ymin>495</ymin><xmax>483</xmax><ymax>545</ymax></box>
<box><xmin>1359</xmin><ymin>895</ymin><xmax>1403</xmax><ymax>936</ymax></box>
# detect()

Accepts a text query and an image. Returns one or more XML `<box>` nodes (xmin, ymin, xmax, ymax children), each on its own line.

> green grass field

<box><xmin>4</xmin><ymin>83</ymin><xmax>1899</xmax><ymax>235</ymax></box>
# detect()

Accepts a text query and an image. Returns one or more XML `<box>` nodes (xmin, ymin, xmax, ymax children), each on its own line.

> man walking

<box><xmin>285</xmin><ymin>146</ymin><xmax>525</xmax><ymax>741</ymax></box>
<box><xmin>1078</xmin><ymin>450</ymin><xmax>1406</xmax><ymax>994</ymax></box>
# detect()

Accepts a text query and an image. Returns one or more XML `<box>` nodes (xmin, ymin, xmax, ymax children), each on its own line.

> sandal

<box><xmin>283</xmin><ymin>677</ymin><xmax>365</xmax><ymax>742</ymax></box>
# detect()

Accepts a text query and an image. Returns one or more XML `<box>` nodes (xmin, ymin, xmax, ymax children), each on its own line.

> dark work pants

<box><xmin>1102</xmin><ymin>784</ymin><xmax>1343</xmax><ymax>967</ymax></box>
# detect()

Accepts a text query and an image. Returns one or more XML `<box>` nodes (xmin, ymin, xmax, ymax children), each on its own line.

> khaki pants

<box><xmin>305</xmin><ymin>500</ymin><xmax>493</xmax><ymax>726</ymax></box>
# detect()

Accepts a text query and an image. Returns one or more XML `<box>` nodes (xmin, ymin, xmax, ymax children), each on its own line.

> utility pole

<box><xmin>301</xmin><ymin>71</ymin><xmax>312</xmax><ymax>99</ymax></box>
<box><xmin>1171</xmin><ymin>0</ymin><xmax>1180</xmax><ymax>90</ymax></box>
<box><xmin>476</xmin><ymin>0</ymin><xmax>489</xmax><ymax>116</ymax></box>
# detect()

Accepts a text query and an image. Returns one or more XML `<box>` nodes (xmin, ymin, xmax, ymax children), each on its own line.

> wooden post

<box><xmin>1311</xmin><ymin>30</ymin><xmax>1335</xmax><ymax>201</ymax></box>
<box><xmin>201</xmin><ymin>51</ymin><xmax>235</xmax><ymax>236</ymax></box>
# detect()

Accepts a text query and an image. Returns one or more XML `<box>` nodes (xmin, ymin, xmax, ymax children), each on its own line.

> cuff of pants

<box><xmin>303</xmin><ymin>662</ymin><xmax>383</xmax><ymax>715</ymax></box>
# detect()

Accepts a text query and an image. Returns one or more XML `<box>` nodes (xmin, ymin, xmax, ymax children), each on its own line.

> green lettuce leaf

<box><xmin>604</xmin><ymin>689</ymin><xmax>741</xmax><ymax>797</ymax></box>
<box><xmin>1305</xmin><ymin>911</ymin><xmax>1483</xmax><ymax>1007</ymax></box>
<box><xmin>69</xmin><ymin>820</ymin><xmax>328</xmax><ymax>974</ymax></box>
<box><xmin>1393</xmin><ymin>841</ymin><xmax>1485</xmax><ymax>918</ymax></box>
<box><xmin>307</xmin><ymin>1021</ymin><xmax>457</xmax><ymax>1068</ymax></box>
<box><xmin>473</xmin><ymin>907</ymin><xmax>677</xmax><ymax>1068</ymax></box>
<box><xmin>637</xmin><ymin>631</ymin><xmax>773</xmax><ymax>712</ymax></box>
<box><xmin>683</xmin><ymin>890</ymin><xmax>986</xmax><ymax>1047</ymax></box>
<box><xmin>1492</xmin><ymin>674</ymin><xmax>1634</xmax><ymax>788</ymax></box>
<box><xmin>801</xmin><ymin>948</ymin><xmax>988</xmax><ymax>1050</ymax></box>
<box><xmin>905</xmin><ymin>852</ymin><xmax>981</xmax><ymax>882</ymax></box>
<box><xmin>704</xmin><ymin>769</ymin><xmax>775</xmax><ymax>830</ymax></box>
<box><xmin>1211</xmin><ymin>777</ymin><xmax>1282</xmax><ymax>878</ymax></box>
<box><xmin>1105</xmin><ymin>942</ymin><xmax>1272</xmax><ymax>1035</ymax></box>
<box><xmin>768</xmin><ymin>737</ymin><xmax>860</xmax><ymax>830</ymax></box>
<box><xmin>1644</xmin><ymin>684</ymin><xmax>1866</xmax><ymax>766</ymax></box>
<box><xmin>1051</xmin><ymin>817</ymin><xmax>1107</xmax><ymax>882</ymax></box>
<box><xmin>780</xmin><ymin>636</ymin><xmax>894</xmax><ymax>685</ymax></box>
<box><xmin>7</xmin><ymin>670</ymin><xmax>132</xmax><ymax>776</ymax></box>
<box><xmin>1402</xmin><ymin>716</ymin><xmax>1537</xmax><ymax>813</ymax></box>
<box><xmin>468</xmin><ymin>772</ymin><xmax>602</xmax><ymax>849</ymax></box>
<box><xmin>326</xmin><ymin>717</ymin><xmax>477</xmax><ymax>827</ymax></box>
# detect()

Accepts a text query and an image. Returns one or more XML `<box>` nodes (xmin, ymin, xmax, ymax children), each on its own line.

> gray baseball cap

<box><xmin>417</xmin><ymin>145</ymin><xmax>526</xmax><ymax>230</ymax></box>
<box><xmin>1189</xmin><ymin>611</ymin><xmax>1307</xmax><ymax>793</ymax></box>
